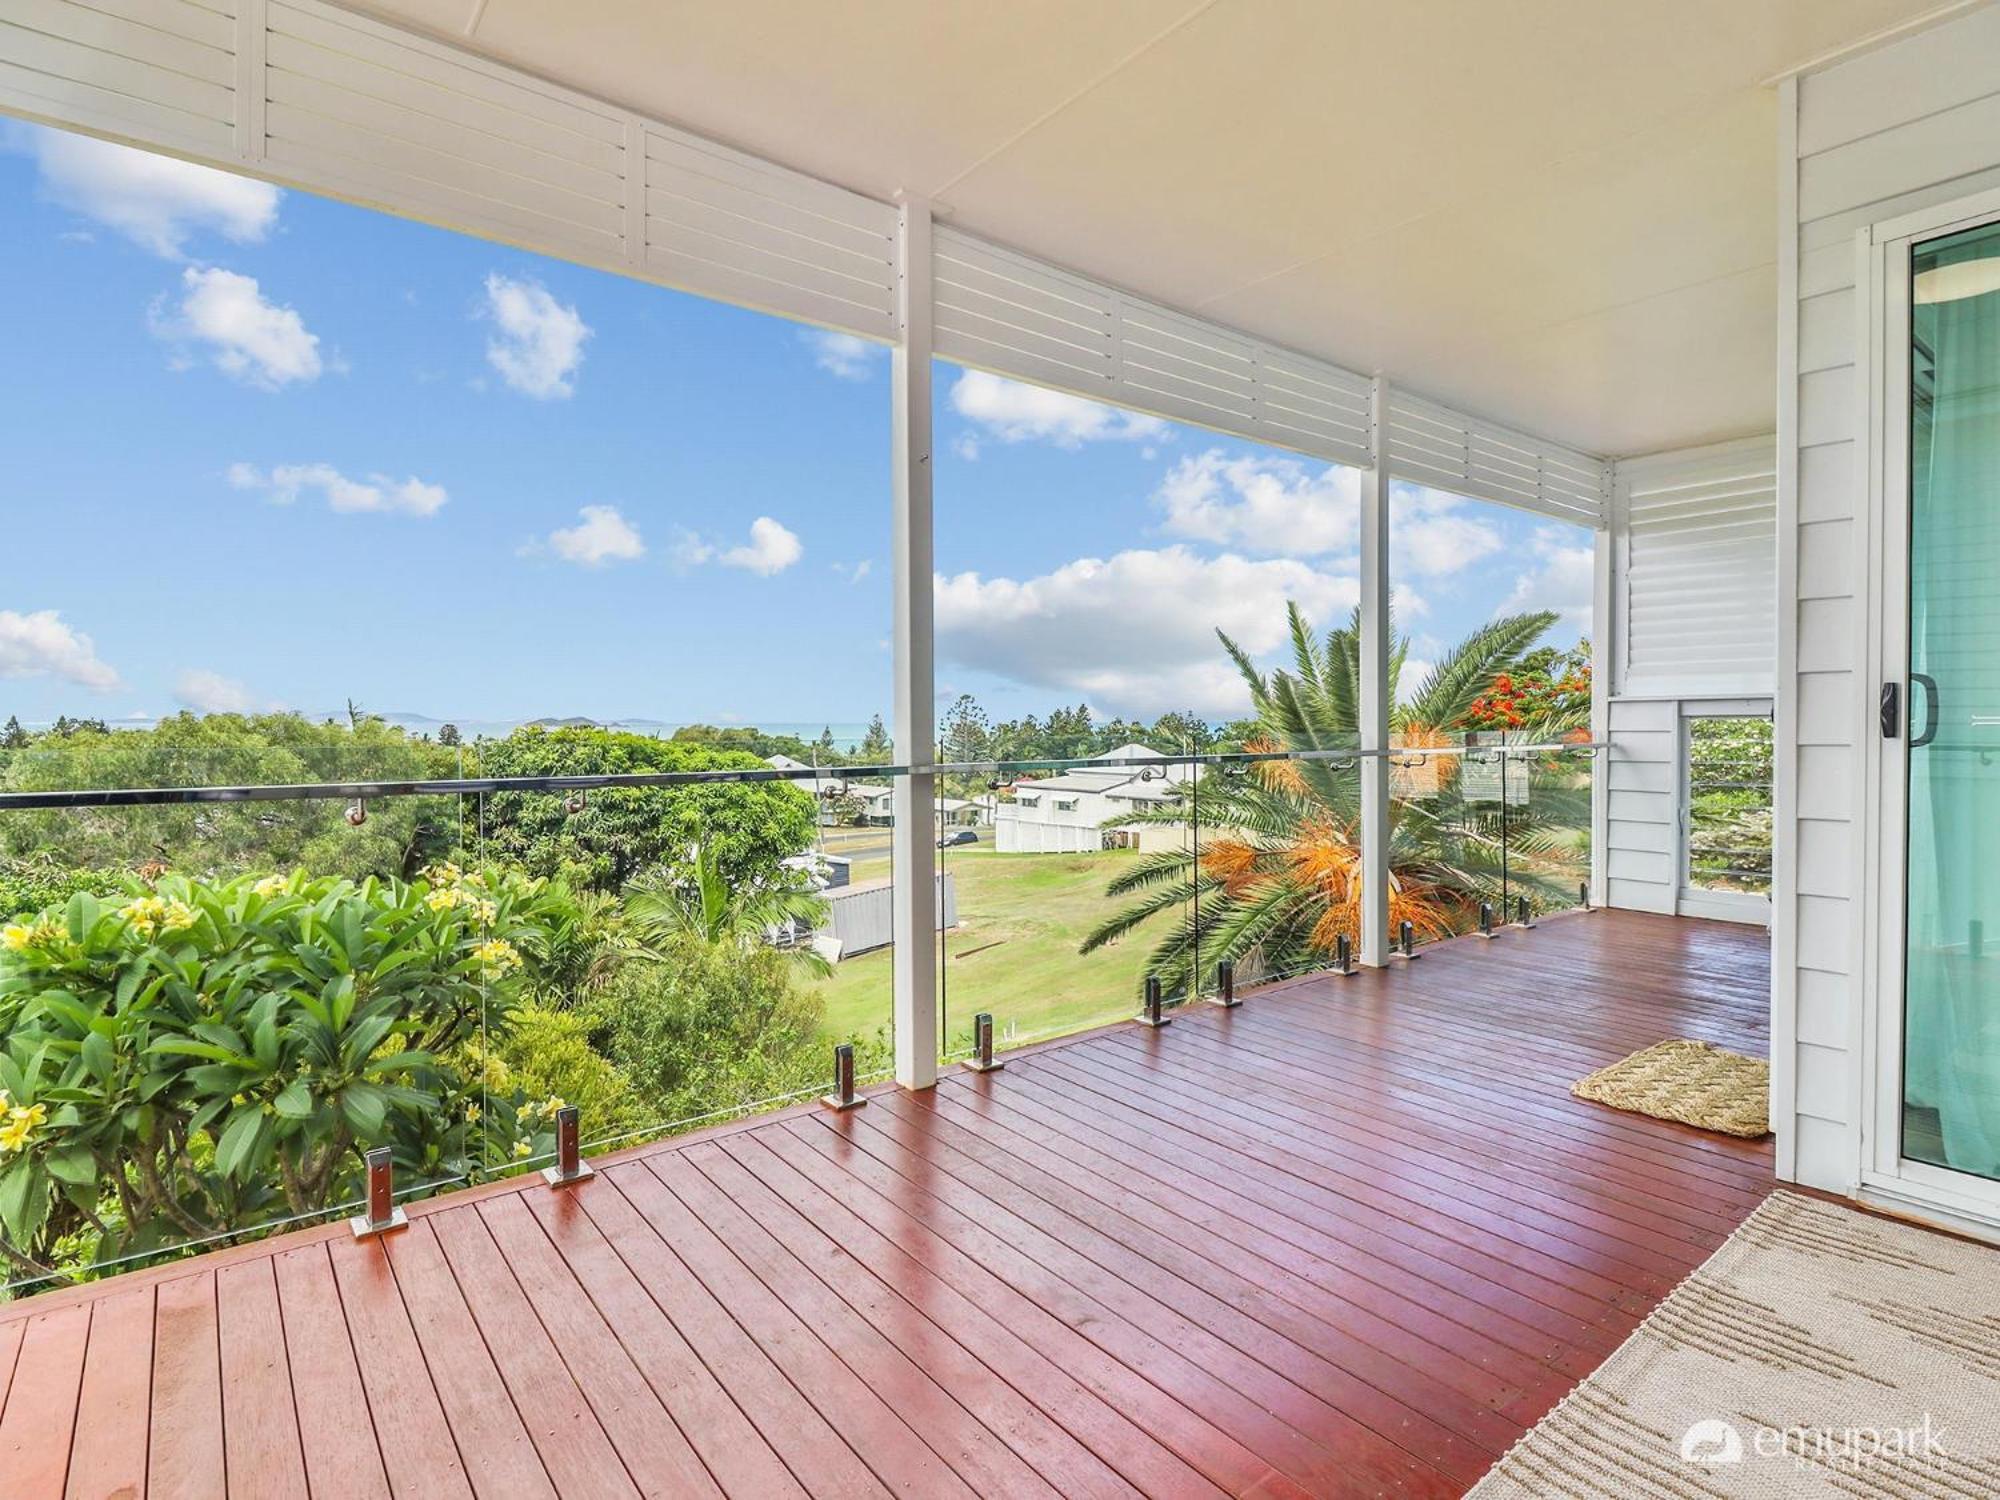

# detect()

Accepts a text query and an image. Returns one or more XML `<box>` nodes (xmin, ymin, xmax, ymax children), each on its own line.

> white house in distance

<box><xmin>994</xmin><ymin>743</ymin><xmax>1195</xmax><ymax>854</ymax></box>
<box><xmin>768</xmin><ymin>758</ymin><xmax>985</xmax><ymax>831</ymax></box>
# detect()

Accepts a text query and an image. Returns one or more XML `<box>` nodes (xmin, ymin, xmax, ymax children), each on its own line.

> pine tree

<box><xmin>0</xmin><ymin>715</ymin><xmax>27</xmax><ymax>749</ymax></box>
<box><xmin>859</xmin><ymin>713</ymin><xmax>892</xmax><ymax>761</ymax></box>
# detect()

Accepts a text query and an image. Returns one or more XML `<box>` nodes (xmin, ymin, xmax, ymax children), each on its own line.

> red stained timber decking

<box><xmin>0</xmin><ymin>909</ymin><xmax>1773</xmax><ymax>1499</ymax></box>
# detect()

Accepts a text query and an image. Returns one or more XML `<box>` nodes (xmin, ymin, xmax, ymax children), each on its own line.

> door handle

<box><xmin>1911</xmin><ymin>672</ymin><xmax>1940</xmax><ymax>748</ymax></box>
<box><xmin>1881</xmin><ymin>681</ymin><xmax>1900</xmax><ymax>740</ymax></box>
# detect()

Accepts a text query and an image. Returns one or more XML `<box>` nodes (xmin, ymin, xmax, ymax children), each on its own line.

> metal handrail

<box><xmin>0</xmin><ymin>741</ymin><xmax>1605</xmax><ymax>811</ymax></box>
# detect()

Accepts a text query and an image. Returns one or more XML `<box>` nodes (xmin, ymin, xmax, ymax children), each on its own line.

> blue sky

<box><xmin>0</xmin><ymin>122</ymin><xmax>1589</xmax><ymax>733</ymax></box>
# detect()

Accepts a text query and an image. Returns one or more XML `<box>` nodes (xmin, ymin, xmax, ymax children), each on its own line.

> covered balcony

<box><xmin>4</xmin><ymin>0</ymin><xmax>2000</xmax><ymax>1494</ymax></box>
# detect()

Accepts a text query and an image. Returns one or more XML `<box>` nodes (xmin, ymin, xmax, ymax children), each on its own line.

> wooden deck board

<box><xmin>63</xmin><ymin>1285</ymin><xmax>152</xmax><ymax>1500</ymax></box>
<box><xmin>147</xmin><ymin>1274</ymin><xmax>225</xmax><ymax>1500</ymax></box>
<box><xmin>0</xmin><ymin>911</ymin><xmax>1776</xmax><ymax>1499</ymax></box>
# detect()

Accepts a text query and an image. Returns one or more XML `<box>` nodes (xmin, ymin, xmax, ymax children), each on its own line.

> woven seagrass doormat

<box><xmin>1572</xmin><ymin>1039</ymin><xmax>1770</xmax><ymax>1138</ymax></box>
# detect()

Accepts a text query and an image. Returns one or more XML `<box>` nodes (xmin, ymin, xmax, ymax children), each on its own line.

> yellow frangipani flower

<box><xmin>0</xmin><ymin>1105</ymin><xmax>43</xmax><ymax>1153</ymax></box>
<box><xmin>465</xmin><ymin>1102</ymin><xmax>482</xmax><ymax>1123</ymax></box>
<box><xmin>473</xmin><ymin>938</ymin><xmax>522</xmax><ymax>976</ymax></box>
<box><xmin>1</xmin><ymin>924</ymin><xmax>30</xmax><ymax>951</ymax></box>
<box><xmin>512</xmin><ymin>1139</ymin><xmax>533</xmax><ymax>1159</ymax></box>
<box><xmin>425</xmin><ymin>887</ymin><xmax>463</xmax><ymax>912</ymax></box>
<box><xmin>253</xmin><ymin>875</ymin><xmax>288</xmax><ymax>897</ymax></box>
<box><xmin>123</xmin><ymin>895</ymin><xmax>168</xmax><ymax>938</ymax></box>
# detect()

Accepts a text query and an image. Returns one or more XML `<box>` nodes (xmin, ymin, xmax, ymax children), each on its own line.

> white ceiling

<box><xmin>354</xmin><ymin>0</ymin><xmax>1957</xmax><ymax>458</ymax></box>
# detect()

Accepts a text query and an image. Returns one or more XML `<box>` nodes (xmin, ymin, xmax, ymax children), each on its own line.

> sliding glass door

<box><xmin>1899</xmin><ymin>220</ymin><xmax>2000</xmax><ymax>1186</ymax></box>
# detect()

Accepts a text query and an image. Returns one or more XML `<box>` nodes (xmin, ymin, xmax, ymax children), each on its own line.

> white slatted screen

<box><xmin>643</xmin><ymin>127</ymin><xmax>895</xmax><ymax>340</ymax></box>
<box><xmin>933</xmin><ymin>227</ymin><xmax>1376</xmax><ymax>470</ymax></box>
<box><xmin>0</xmin><ymin>0</ymin><xmax>896</xmax><ymax>340</ymax></box>
<box><xmin>264</xmin><ymin>2</ymin><xmax>628</xmax><ymax>271</ymax></box>
<box><xmin>0</xmin><ymin>0</ymin><xmax>237</xmax><ymax>160</ymax></box>
<box><xmin>1386</xmin><ymin>389</ymin><xmax>1608</xmax><ymax>526</ymax></box>
<box><xmin>0</xmin><ymin>0</ymin><xmax>1605</xmax><ymax>514</ymax></box>
<box><xmin>1617</xmin><ymin>439</ymin><xmax>1777</xmax><ymax>693</ymax></box>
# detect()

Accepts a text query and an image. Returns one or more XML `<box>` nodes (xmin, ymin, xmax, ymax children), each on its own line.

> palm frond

<box><xmin>1402</xmin><ymin>611</ymin><xmax>1556</xmax><ymax>728</ymax></box>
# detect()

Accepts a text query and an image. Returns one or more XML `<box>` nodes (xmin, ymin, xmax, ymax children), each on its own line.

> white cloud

<box><xmin>671</xmin><ymin>517</ymin><xmax>804</xmax><ymax>577</ymax></box>
<box><xmin>229</xmin><ymin>462</ymin><xmax>447</xmax><ymax>517</ymax></box>
<box><xmin>1396</xmin><ymin>658</ymin><xmax>1436</xmax><ymax>706</ymax></box>
<box><xmin>543</xmin><ymin>505</ymin><xmax>645</xmax><ymax>566</ymax></box>
<box><xmin>482</xmin><ymin>273</ymin><xmax>590</xmax><ymax>398</ymax></box>
<box><xmin>936</xmin><ymin>545</ymin><xmax>1356</xmax><ymax>717</ymax></box>
<box><xmin>1497</xmin><ymin>527</ymin><xmax>1595</xmax><ymax>631</ymax></box>
<box><xmin>174</xmin><ymin>669</ymin><xmax>275</xmax><ymax>714</ymax></box>
<box><xmin>0</xmin><ymin>609</ymin><xmax>120</xmax><ymax>691</ymax></box>
<box><xmin>951</xmin><ymin>433</ymin><xmax>982</xmax><ymax>462</ymax></box>
<box><xmin>803</xmin><ymin>329</ymin><xmax>883</xmax><ymax>380</ymax></box>
<box><xmin>1395</xmin><ymin>488</ymin><xmax>1504</xmax><ymax>576</ymax></box>
<box><xmin>1156</xmin><ymin>450</ymin><xmax>1359</xmax><ymax>556</ymax></box>
<box><xmin>156</xmin><ymin>267</ymin><xmax>322</xmax><ymax>389</ymax></box>
<box><xmin>670</xmin><ymin>528</ymin><xmax>715</xmax><ymax>570</ymax></box>
<box><xmin>833</xmin><ymin>559</ymin><xmax>874</xmax><ymax>585</ymax></box>
<box><xmin>721</xmin><ymin>517</ymin><xmax>804</xmax><ymax>576</ymax></box>
<box><xmin>949</xmin><ymin>369</ymin><xmax>1168</xmax><ymax>448</ymax></box>
<box><xmin>20</xmin><ymin>126</ymin><xmax>279</xmax><ymax>258</ymax></box>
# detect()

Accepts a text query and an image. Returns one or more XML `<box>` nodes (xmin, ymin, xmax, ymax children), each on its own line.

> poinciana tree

<box><xmin>1081</xmin><ymin>603</ymin><xmax>1592</xmax><ymax>996</ymax></box>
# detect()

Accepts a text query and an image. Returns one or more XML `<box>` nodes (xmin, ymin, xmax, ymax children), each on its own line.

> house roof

<box><xmin>348</xmin><ymin>0</ymin><xmax>1950</xmax><ymax>457</ymax></box>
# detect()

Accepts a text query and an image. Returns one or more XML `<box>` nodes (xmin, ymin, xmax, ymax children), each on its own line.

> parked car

<box><xmin>936</xmin><ymin>828</ymin><xmax>979</xmax><ymax>847</ymax></box>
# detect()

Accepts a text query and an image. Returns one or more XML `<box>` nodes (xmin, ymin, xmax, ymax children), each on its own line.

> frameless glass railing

<box><xmin>0</xmin><ymin>749</ymin><xmax>880</xmax><ymax>1296</ymax></box>
<box><xmin>0</xmin><ymin>733</ymin><xmax>1597</xmax><ymax>1295</ymax></box>
<box><xmin>1382</xmin><ymin>732</ymin><xmax>1599</xmax><ymax>946</ymax></box>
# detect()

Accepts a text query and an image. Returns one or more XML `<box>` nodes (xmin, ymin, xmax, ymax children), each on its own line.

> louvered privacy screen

<box><xmin>0</xmin><ymin>0</ymin><xmax>897</xmax><ymax>340</ymax></box>
<box><xmin>0</xmin><ymin>0</ymin><xmax>1608</xmax><ymax>516</ymax></box>
<box><xmin>933</xmin><ymin>227</ymin><xmax>1378</xmax><ymax>471</ymax></box>
<box><xmin>1619</xmin><ymin>442</ymin><xmax>1777</xmax><ymax>692</ymax></box>
<box><xmin>1386</xmin><ymin>390</ymin><xmax>1608</xmax><ymax>526</ymax></box>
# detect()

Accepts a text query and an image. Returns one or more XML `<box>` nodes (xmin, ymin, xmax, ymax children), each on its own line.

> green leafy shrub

<box><xmin>472</xmin><ymin>727</ymin><xmax>817</xmax><ymax>892</ymax></box>
<box><xmin>0</xmin><ymin>865</ymin><xmax>571</xmax><ymax>1280</ymax></box>
<box><xmin>0</xmin><ymin>713</ymin><xmax>463</xmax><ymax>885</ymax></box>
<box><xmin>592</xmin><ymin>937</ymin><xmax>857</xmax><ymax>1128</ymax></box>
<box><xmin>472</xmin><ymin>1002</ymin><xmax>653</xmax><ymax>1142</ymax></box>
<box><xmin>0</xmin><ymin>861</ymin><xmax>117</xmax><ymax>921</ymax></box>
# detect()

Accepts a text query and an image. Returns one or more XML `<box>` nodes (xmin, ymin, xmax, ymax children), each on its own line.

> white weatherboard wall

<box><xmin>1601</xmin><ymin>437</ymin><xmax>1777</xmax><ymax>918</ymax></box>
<box><xmin>1778</xmin><ymin>3</ymin><xmax>2000</xmax><ymax>1193</ymax></box>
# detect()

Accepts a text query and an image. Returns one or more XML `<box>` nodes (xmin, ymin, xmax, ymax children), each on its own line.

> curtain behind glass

<box><xmin>1905</xmin><ymin>223</ymin><xmax>2000</xmax><ymax>1178</ymax></box>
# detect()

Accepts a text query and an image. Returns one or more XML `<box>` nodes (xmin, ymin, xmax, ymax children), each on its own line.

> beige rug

<box><xmin>1469</xmin><ymin>1192</ymin><xmax>2000</xmax><ymax>1498</ymax></box>
<box><xmin>1573</xmin><ymin>1039</ymin><xmax>1771</xmax><ymax>1137</ymax></box>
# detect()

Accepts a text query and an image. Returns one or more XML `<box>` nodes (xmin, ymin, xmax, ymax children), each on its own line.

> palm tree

<box><xmin>1081</xmin><ymin>604</ymin><xmax>1591</xmax><ymax>996</ymax></box>
<box><xmin>625</xmin><ymin>844</ymin><xmax>833</xmax><ymax>974</ymax></box>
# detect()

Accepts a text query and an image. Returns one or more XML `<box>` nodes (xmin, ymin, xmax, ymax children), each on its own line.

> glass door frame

<box><xmin>1861</xmin><ymin>188</ymin><xmax>2000</xmax><ymax>1225</ymax></box>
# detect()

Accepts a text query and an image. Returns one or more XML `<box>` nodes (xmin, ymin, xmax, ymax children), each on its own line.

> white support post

<box><xmin>1358</xmin><ymin>377</ymin><xmax>1393</xmax><ymax>966</ymax></box>
<box><xmin>891</xmin><ymin>194</ymin><xmax>938</xmax><ymax>1091</ymax></box>
<box><xmin>1590</xmin><ymin>520</ymin><xmax>1614</xmax><ymax>908</ymax></box>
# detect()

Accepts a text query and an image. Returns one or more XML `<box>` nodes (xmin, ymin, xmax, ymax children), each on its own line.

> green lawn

<box><xmin>812</xmin><ymin>847</ymin><xmax>1174</xmax><ymax>1052</ymax></box>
